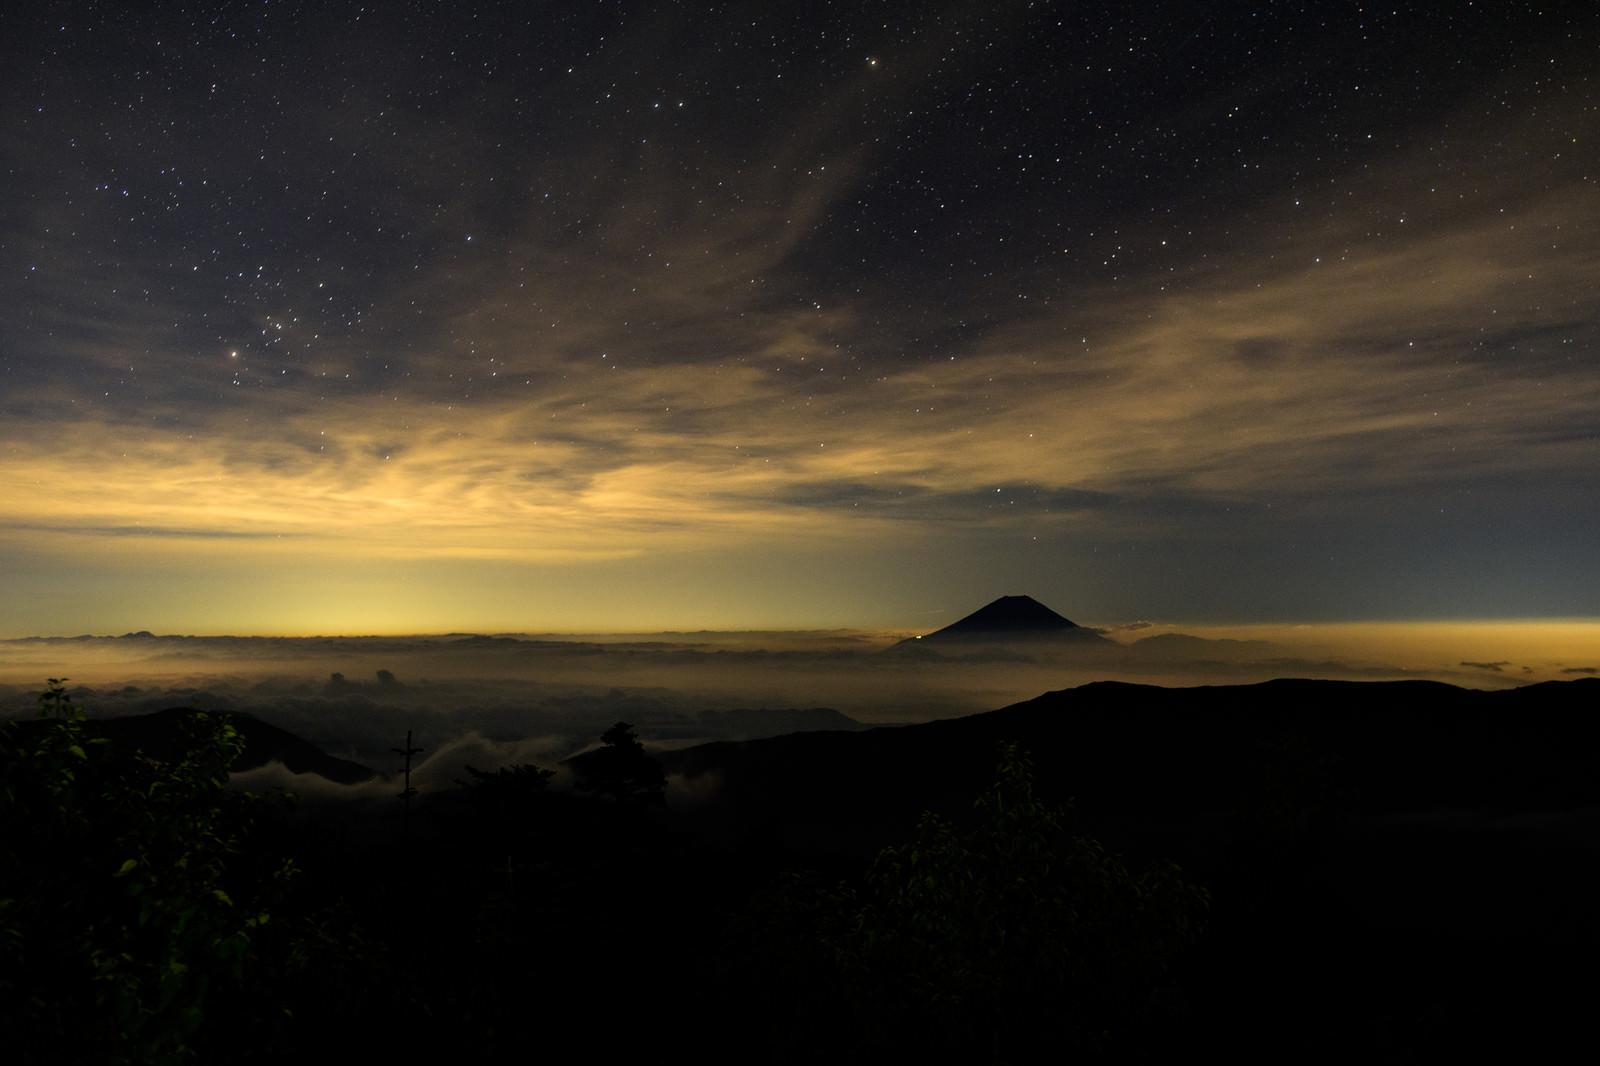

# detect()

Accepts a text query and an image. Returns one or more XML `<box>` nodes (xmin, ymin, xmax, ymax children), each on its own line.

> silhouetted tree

<box><xmin>0</xmin><ymin>680</ymin><xmax>297</xmax><ymax>1064</ymax></box>
<box><xmin>573</xmin><ymin>722</ymin><xmax>667</xmax><ymax>805</ymax></box>
<box><xmin>456</xmin><ymin>763</ymin><xmax>557</xmax><ymax>896</ymax></box>
<box><xmin>459</xmin><ymin>762</ymin><xmax>555</xmax><ymax>793</ymax></box>
<box><xmin>752</xmin><ymin>742</ymin><xmax>1210</xmax><ymax>1063</ymax></box>
<box><xmin>1246</xmin><ymin>727</ymin><xmax>1354</xmax><ymax>838</ymax></box>
<box><xmin>457</xmin><ymin>761</ymin><xmax>556</xmax><ymax>827</ymax></box>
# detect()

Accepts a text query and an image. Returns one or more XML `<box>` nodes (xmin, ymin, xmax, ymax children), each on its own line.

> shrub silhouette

<box><xmin>0</xmin><ymin>681</ymin><xmax>296</xmax><ymax>1064</ymax></box>
<box><xmin>573</xmin><ymin>722</ymin><xmax>667</xmax><ymax>805</ymax></box>
<box><xmin>754</xmin><ymin>742</ymin><xmax>1210</xmax><ymax>1062</ymax></box>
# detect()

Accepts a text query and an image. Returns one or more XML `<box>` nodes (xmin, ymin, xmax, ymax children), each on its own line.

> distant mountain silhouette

<box><xmin>893</xmin><ymin>594</ymin><xmax>1115</xmax><ymax>649</ymax></box>
<box><xmin>623</xmin><ymin>706</ymin><xmax>866</xmax><ymax>743</ymax></box>
<box><xmin>694</xmin><ymin>706</ymin><xmax>865</xmax><ymax>738</ymax></box>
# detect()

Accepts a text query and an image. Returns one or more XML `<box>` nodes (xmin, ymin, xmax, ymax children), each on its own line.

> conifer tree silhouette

<box><xmin>574</xmin><ymin>722</ymin><xmax>666</xmax><ymax>805</ymax></box>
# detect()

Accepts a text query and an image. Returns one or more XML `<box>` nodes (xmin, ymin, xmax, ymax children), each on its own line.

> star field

<box><xmin>2</xmin><ymin>1</ymin><xmax>1597</xmax><ymax>634</ymax></box>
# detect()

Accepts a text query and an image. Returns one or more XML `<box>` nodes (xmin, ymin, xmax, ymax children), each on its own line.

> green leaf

<box><xmin>115</xmin><ymin>859</ymin><xmax>139</xmax><ymax>877</ymax></box>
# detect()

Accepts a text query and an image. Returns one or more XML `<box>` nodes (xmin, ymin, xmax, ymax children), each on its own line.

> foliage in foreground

<box><xmin>0</xmin><ymin>681</ymin><xmax>296</xmax><ymax>1064</ymax></box>
<box><xmin>735</xmin><ymin>742</ymin><xmax>1211</xmax><ymax>1063</ymax></box>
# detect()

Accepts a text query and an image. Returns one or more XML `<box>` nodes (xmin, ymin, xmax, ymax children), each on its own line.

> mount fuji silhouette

<box><xmin>895</xmin><ymin>594</ymin><xmax>1115</xmax><ymax>649</ymax></box>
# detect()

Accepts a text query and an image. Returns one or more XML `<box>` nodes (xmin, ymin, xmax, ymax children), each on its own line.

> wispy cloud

<box><xmin>2</xmin><ymin>24</ymin><xmax>1594</xmax><ymax>629</ymax></box>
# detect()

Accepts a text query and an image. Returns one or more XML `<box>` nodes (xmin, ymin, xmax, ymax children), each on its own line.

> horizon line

<box><xmin>6</xmin><ymin>614</ymin><xmax>1600</xmax><ymax>642</ymax></box>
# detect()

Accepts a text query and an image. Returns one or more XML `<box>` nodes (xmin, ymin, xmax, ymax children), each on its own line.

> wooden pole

<box><xmin>393</xmin><ymin>729</ymin><xmax>423</xmax><ymax>834</ymax></box>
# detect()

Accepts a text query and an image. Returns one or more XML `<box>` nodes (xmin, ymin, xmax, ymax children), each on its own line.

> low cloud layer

<box><xmin>6</xmin><ymin>622</ymin><xmax>1594</xmax><ymax>805</ymax></box>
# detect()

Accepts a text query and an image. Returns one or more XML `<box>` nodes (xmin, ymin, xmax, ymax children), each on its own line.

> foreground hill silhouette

<box><xmin>360</xmin><ymin>674</ymin><xmax>1599</xmax><ymax>1061</ymax></box>
<box><xmin>656</xmin><ymin>676</ymin><xmax>1600</xmax><ymax>850</ymax></box>
<box><xmin>650</xmin><ymin>676</ymin><xmax>1600</xmax><ymax>1060</ymax></box>
<box><xmin>9</xmin><ymin>675</ymin><xmax>1596</xmax><ymax>1062</ymax></box>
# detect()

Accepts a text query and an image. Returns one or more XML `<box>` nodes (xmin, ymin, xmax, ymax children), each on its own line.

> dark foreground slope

<box><xmin>7</xmin><ymin>677</ymin><xmax>1596</xmax><ymax>1063</ymax></box>
<box><xmin>655</xmin><ymin>676</ymin><xmax>1600</xmax><ymax>1061</ymax></box>
<box><xmin>659</xmin><ymin>676</ymin><xmax>1600</xmax><ymax>846</ymax></box>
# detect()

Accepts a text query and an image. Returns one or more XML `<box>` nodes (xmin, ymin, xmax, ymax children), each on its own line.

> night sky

<box><xmin>4</xmin><ymin>2</ymin><xmax>1597</xmax><ymax>636</ymax></box>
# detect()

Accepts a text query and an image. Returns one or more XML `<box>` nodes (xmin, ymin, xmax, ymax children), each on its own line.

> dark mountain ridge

<box><xmin>654</xmin><ymin>675</ymin><xmax>1600</xmax><ymax>860</ymax></box>
<box><xmin>644</xmin><ymin>673</ymin><xmax>1600</xmax><ymax>1065</ymax></box>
